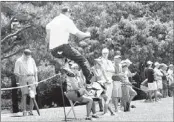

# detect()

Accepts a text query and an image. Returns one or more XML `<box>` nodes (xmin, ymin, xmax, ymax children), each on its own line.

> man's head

<box><xmin>114</xmin><ymin>55</ymin><xmax>121</xmax><ymax>64</ymax></box>
<box><xmin>70</xmin><ymin>63</ymin><xmax>80</xmax><ymax>74</ymax></box>
<box><xmin>115</xmin><ymin>50</ymin><xmax>121</xmax><ymax>56</ymax></box>
<box><xmin>154</xmin><ymin>62</ymin><xmax>160</xmax><ymax>68</ymax></box>
<box><xmin>147</xmin><ymin>60</ymin><xmax>153</xmax><ymax>67</ymax></box>
<box><xmin>102</xmin><ymin>48</ymin><xmax>109</xmax><ymax>59</ymax></box>
<box><xmin>169</xmin><ymin>64</ymin><xmax>173</xmax><ymax>70</ymax></box>
<box><xmin>61</xmin><ymin>6</ymin><xmax>72</xmax><ymax>17</ymax></box>
<box><xmin>23</xmin><ymin>49</ymin><xmax>32</xmax><ymax>60</ymax></box>
<box><xmin>160</xmin><ymin>63</ymin><xmax>168</xmax><ymax>71</ymax></box>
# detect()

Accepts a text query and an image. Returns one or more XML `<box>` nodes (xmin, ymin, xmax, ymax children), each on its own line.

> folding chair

<box><xmin>64</xmin><ymin>92</ymin><xmax>79</xmax><ymax>119</ymax></box>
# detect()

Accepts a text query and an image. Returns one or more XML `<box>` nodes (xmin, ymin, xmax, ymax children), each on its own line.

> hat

<box><xmin>169</xmin><ymin>64</ymin><xmax>173</xmax><ymax>67</ymax></box>
<box><xmin>24</xmin><ymin>49</ymin><xmax>32</xmax><ymax>55</ymax></box>
<box><xmin>94</xmin><ymin>58</ymin><xmax>102</xmax><ymax>65</ymax></box>
<box><xmin>71</xmin><ymin>63</ymin><xmax>79</xmax><ymax>69</ymax></box>
<box><xmin>102</xmin><ymin>48</ymin><xmax>109</xmax><ymax>54</ymax></box>
<box><xmin>160</xmin><ymin>63</ymin><xmax>167</xmax><ymax>68</ymax></box>
<box><xmin>61</xmin><ymin>6</ymin><xmax>71</xmax><ymax>13</ymax></box>
<box><xmin>147</xmin><ymin>61</ymin><xmax>153</xmax><ymax>65</ymax></box>
<box><xmin>154</xmin><ymin>62</ymin><xmax>160</xmax><ymax>66</ymax></box>
<box><xmin>124</xmin><ymin>59</ymin><xmax>132</xmax><ymax>65</ymax></box>
<box><xmin>114</xmin><ymin>55</ymin><xmax>121</xmax><ymax>59</ymax></box>
<box><xmin>121</xmin><ymin>60</ymin><xmax>128</xmax><ymax>67</ymax></box>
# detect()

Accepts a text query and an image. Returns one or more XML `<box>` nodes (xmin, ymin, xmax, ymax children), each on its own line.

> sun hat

<box><xmin>147</xmin><ymin>60</ymin><xmax>153</xmax><ymax>65</ymax></box>
<box><xmin>154</xmin><ymin>62</ymin><xmax>160</xmax><ymax>66</ymax></box>
<box><xmin>102</xmin><ymin>48</ymin><xmax>109</xmax><ymax>54</ymax></box>
<box><xmin>114</xmin><ymin>55</ymin><xmax>121</xmax><ymax>59</ymax></box>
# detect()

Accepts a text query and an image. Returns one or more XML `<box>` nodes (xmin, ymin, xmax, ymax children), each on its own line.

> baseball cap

<box><xmin>102</xmin><ymin>48</ymin><xmax>109</xmax><ymax>54</ymax></box>
<box><xmin>23</xmin><ymin>49</ymin><xmax>32</xmax><ymax>55</ymax></box>
<box><xmin>114</xmin><ymin>55</ymin><xmax>121</xmax><ymax>59</ymax></box>
<box><xmin>147</xmin><ymin>61</ymin><xmax>153</xmax><ymax>65</ymax></box>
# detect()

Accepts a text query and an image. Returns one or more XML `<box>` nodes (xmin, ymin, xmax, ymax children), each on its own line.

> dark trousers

<box><xmin>51</xmin><ymin>44</ymin><xmax>92</xmax><ymax>84</ymax></box>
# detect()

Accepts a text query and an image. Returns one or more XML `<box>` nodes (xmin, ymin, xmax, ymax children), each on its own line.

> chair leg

<box><xmin>66</xmin><ymin>100</ymin><xmax>77</xmax><ymax>119</ymax></box>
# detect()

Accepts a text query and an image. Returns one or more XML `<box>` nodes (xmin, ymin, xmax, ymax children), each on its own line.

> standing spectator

<box><xmin>14</xmin><ymin>49</ymin><xmax>38</xmax><ymax>116</ymax></box>
<box><xmin>112</xmin><ymin>55</ymin><xmax>123</xmax><ymax>112</ymax></box>
<box><xmin>143</xmin><ymin>63</ymin><xmax>150</xmax><ymax>101</ymax></box>
<box><xmin>146</xmin><ymin>61</ymin><xmax>157</xmax><ymax>102</ymax></box>
<box><xmin>160</xmin><ymin>63</ymin><xmax>169</xmax><ymax>98</ymax></box>
<box><xmin>167</xmin><ymin>64</ymin><xmax>174</xmax><ymax>97</ymax></box>
<box><xmin>46</xmin><ymin>6</ymin><xmax>92</xmax><ymax>85</ymax></box>
<box><xmin>154</xmin><ymin>62</ymin><xmax>163</xmax><ymax>97</ymax></box>
<box><xmin>100</xmin><ymin>48</ymin><xmax>115</xmax><ymax>116</ymax></box>
<box><xmin>121</xmin><ymin>60</ymin><xmax>137</xmax><ymax>111</ymax></box>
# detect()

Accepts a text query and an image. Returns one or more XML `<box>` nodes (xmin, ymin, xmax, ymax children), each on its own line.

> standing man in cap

<box><xmin>14</xmin><ymin>49</ymin><xmax>38</xmax><ymax>116</ymax></box>
<box><xmin>46</xmin><ymin>6</ymin><xmax>93</xmax><ymax>84</ymax></box>
<box><xmin>146</xmin><ymin>61</ymin><xmax>157</xmax><ymax>102</ymax></box>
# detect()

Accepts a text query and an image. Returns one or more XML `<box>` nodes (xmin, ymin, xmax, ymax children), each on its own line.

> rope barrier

<box><xmin>1</xmin><ymin>74</ymin><xmax>61</xmax><ymax>91</ymax></box>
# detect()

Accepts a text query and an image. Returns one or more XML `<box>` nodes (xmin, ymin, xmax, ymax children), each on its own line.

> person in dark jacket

<box><xmin>146</xmin><ymin>61</ymin><xmax>157</xmax><ymax>102</ymax></box>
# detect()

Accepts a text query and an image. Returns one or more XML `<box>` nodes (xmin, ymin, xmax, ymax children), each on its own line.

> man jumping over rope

<box><xmin>46</xmin><ymin>6</ymin><xmax>93</xmax><ymax>84</ymax></box>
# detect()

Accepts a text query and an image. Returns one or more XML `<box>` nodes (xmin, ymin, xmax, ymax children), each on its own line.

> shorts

<box><xmin>140</xmin><ymin>85</ymin><xmax>149</xmax><ymax>93</ymax></box>
<box><xmin>66</xmin><ymin>91</ymin><xmax>83</xmax><ymax>102</ymax></box>
<box><xmin>148</xmin><ymin>82</ymin><xmax>157</xmax><ymax>91</ymax></box>
<box><xmin>157</xmin><ymin>80</ymin><xmax>163</xmax><ymax>89</ymax></box>
<box><xmin>112</xmin><ymin>81</ymin><xmax>122</xmax><ymax>98</ymax></box>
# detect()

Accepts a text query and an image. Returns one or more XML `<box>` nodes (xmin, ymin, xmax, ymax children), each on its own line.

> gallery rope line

<box><xmin>1</xmin><ymin>74</ymin><xmax>61</xmax><ymax>91</ymax></box>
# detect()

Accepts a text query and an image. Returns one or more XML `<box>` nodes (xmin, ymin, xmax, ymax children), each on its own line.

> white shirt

<box><xmin>154</xmin><ymin>67</ymin><xmax>163</xmax><ymax>81</ymax></box>
<box><xmin>14</xmin><ymin>55</ymin><xmax>37</xmax><ymax>76</ymax></box>
<box><xmin>100</xmin><ymin>58</ymin><xmax>115</xmax><ymax>83</ymax></box>
<box><xmin>46</xmin><ymin>14</ymin><xmax>78</xmax><ymax>49</ymax></box>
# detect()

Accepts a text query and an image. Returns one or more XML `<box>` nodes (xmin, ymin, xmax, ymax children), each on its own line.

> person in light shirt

<box><xmin>46</xmin><ymin>6</ymin><xmax>92</xmax><ymax>84</ymax></box>
<box><xmin>153</xmin><ymin>62</ymin><xmax>163</xmax><ymax>96</ymax></box>
<box><xmin>100</xmin><ymin>48</ymin><xmax>115</xmax><ymax>116</ymax></box>
<box><xmin>14</xmin><ymin>49</ymin><xmax>38</xmax><ymax>116</ymax></box>
<box><xmin>167</xmin><ymin>64</ymin><xmax>174</xmax><ymax>97</ymax></box>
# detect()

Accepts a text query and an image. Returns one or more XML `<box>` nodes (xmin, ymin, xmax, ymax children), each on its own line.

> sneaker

<box><xmin>99</xmin><ymin>110</ymin><xmax>103</xmax><ymax>112</ymax></box>
<box><xmin>111</xmin><ymin>112</ymin><xmax>116</xmax><ymax>116</ymax></box>
<box><xmin>115</xmin><ymin>109</ymin><xmax>122</xmax><ymax>113</ymax></box>
<box><xmin>131</xmin><ymin>105</ymin><xmax>136</xmax><ymax>108</ymax></box>
<box><xmin>28</xmin><ymin>111</ymin><xmax>34</xmax><ymax>116</ymax></box>
<box><xmin>85</xmin><ymin>117</ymin><xmax>92</xmax><ymax>120</ymax></box>
<box><xmin>92</xmin><ymin>114</ymin><xmax>99</xmax><ymax>118</ymax></box>
<box><xmin>102</xmin><ymin>112</ymin><xmax>110</xmax><ymax>117</ymax></box>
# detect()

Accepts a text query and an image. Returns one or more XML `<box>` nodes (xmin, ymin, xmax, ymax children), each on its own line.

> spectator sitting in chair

<box><xmin>65</xmin><ymin>63</ymin><xmax>99</xmax><ymax>120</ymax></box>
